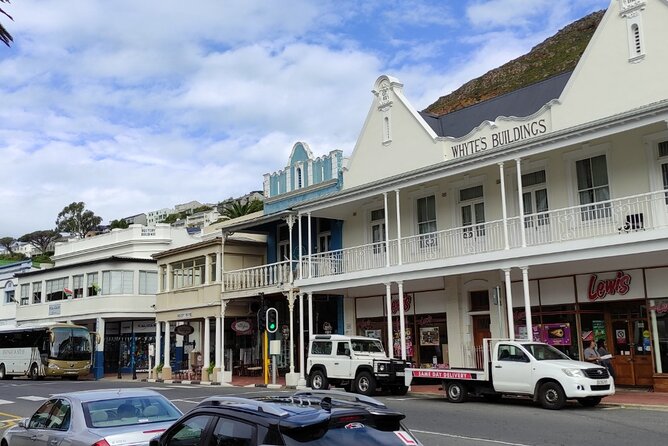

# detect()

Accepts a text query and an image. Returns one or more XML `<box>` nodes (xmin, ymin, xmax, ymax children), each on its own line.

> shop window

<box><xmin>470</xmin><ymin>290</ymin><xmax>490</xmax><ymax>312</ymax></box>
<box><xmin>649</xmin><ymin>299</ymin><xmax>668</xmax><ymax>374</ymax></box>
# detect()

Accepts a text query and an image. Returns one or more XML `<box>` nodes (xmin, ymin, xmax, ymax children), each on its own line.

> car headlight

<box><xmin>48</xmin><ymin>363</ymin><xmax>60</xmax><ymax>369</ymax></box>
<box><xmin>562</xmin><ymin>368</ymin><xmax>586</xmax><ymax>378</ymax></box>
<box><xmin>378</xmin><ymin>364</ymin><xmax>386</xmax><ymax>372</ymax></box>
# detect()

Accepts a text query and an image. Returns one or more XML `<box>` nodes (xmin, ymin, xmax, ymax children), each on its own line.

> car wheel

<box><xmin>341</xmin><ymin>382</ymin><xmax>353</xmax><ymax>393</ymax></box>
<box><xmin>2</xmin><ymin>438</ymin><xmax>9</xmax><ymax>446</ymax></box>
<box><xmin>577</xmin><ymin>396</ymin><xmax>602</xmax><ymax>407</ymax></box>
<box><xmin>29</xmin><ymin>364</ymin><xmax>39</xmax><ymax>381</ymax></box>
<box><xmin>0</xmin><ymin>364</ymin><xmax>5</xmax><ymax>380</ymax></box>
<box><xmin>309</xmin><ymin>369</ymin><xmax>329</xmax><ymax>390</ymax></box>
<box><xmin>538</xmin><ymin>382</ymin><xmax>566</xmax><ymax>410</ymax></box>
<box><xmin>354</xmin><ymin>372</ymin><xmax>377</xmax><ymax>396</ymax></box>
<box><xmin>446</xmin><ymin>381</ymin><xmax>468</xmax><ymax>403</ymax></box>
<box><xmin>390</xmin><ymin>386</ymin><xmax>409</xmax><ymax>396</ymax></box>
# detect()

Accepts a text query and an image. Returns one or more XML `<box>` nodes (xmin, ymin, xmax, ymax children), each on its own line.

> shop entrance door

<box><xmin>472</xmin><ymin>315</ymin><xmax>491</xmax><ymax>369</ymax></box>
<box><xmin>611</xmin><ymin>318</ymin><xmax>654</xmax><ymax>386</ymax></box>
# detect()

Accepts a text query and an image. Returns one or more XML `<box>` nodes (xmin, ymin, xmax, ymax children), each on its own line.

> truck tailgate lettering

<box><xmin>412</xmin><ymin>370</ymin><xmax>474</xmax><ymax>379</ymax></box>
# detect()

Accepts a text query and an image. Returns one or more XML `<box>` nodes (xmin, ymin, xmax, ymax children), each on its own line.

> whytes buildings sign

<box><xmin>446</xmin><ymin>116</ymin><xmax>550</xmax><ymax>160</ymax></box>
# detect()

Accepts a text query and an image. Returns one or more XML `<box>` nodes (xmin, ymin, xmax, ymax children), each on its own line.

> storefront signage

<box><xmin>174</xmin><ymin>324</ymin><xmax>194</xmax><ymax>336</ymax></box>
<box><xmin>649</xmin><ymin>302</ymin><xmax>668</xmax><ymax>314</ymax></box>
<box><xmin>391</xmin><ymin>293</ymin><xmax>412</xmax><ymax>315</ymax></box>
<box><xmin>412</xmin><ymin>370</ymin><xmax>473</xmax><ymax>380</ymax></box>
<box><xmin>177</xmin><ymin>312</ymin><xmax>192</xmax><ymax>319</ymax></box>
<box><xmin>587</xmin><ymin>271</ymin><xmax>631</xmax><ymax>301</ymax></box>
<box><xmin>231</xmin><ymin>320</ymin><xmax>252</xmax><ymax>334</ymax></box>
<box><xmin>449</xmin><ymin>119</ymin><xmax>548</xmax><ymax>160</ymax></box>
<box><xmin>543</xmin><ymin>323</ymin><xmax>571</xmax><ymax>346</ymax></box>
<box><xmin>134</xmin><ymin>320</ymin><xmax>156</xmax><ymax>333</ymax></box>
<box><xmin>48</xmin><ymin>303</ymin><xmax>61</xmax><ymax>316</ymax></box>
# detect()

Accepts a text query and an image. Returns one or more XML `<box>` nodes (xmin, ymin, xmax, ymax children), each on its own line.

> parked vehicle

<box><xmin>149</xmin><ymin>390</ymin><xmax>422</xmax><ymax>446</ymax></box>
<box><xmin>307</xmin><ymin>335</ymin><xmax>409</xmax><ymax>396</ymax></box>
<box><xmin>405</xmin><ymin>338</ymin><xmax>615</xmax><ymax>410</ymax></box>
<box><xmin>0</xmin><ymin>323</ymin><xmax>93</xmax><ymax>380</ymax></box>
<box><xmin>1</xmin><ymin>389</ymin><xmax>182</xmax><ymax>446</ymax></box>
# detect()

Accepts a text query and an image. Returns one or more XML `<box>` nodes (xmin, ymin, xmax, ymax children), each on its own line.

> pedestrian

<box><xmin>597</xmin><ymin>338</ymin><xmax>615</xmax><ymax>379</ymax></box>
<box><xmin>584</xmin><ymin>340</ymin><xmax>600</xmax><ymax>363</ymax></box>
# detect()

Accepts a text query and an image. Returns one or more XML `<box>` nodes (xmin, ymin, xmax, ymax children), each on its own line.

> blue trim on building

<box><xmin>175</xmin><ymin>346</ymin><xmax>184</xmax><ymax>370</ymax></box>
<box><xmin>93</xmin><ymin>351</ymin><xmax>104</xmax><ymax>379</ymax></box>
<box><xmin>337</xmin><ymin>297</ymin><xmax>344</xmax><ymax>335</ymax></box>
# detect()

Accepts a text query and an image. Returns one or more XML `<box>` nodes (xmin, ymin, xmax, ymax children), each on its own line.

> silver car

<box><xmin>1</xmin><ymin>389</ymin><xmax>182</xmax><ymax>446</ymax></box>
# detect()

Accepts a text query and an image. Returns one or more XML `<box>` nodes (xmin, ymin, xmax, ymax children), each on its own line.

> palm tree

<box><xmin>220</xmin><ymin>199</ymin><xmax>264</xmax><ymax>220</ymax></box>
<box><xmin>1</xmin><ymin>0</ymin><xmax>13</xmax><ymax>47</ymax></box>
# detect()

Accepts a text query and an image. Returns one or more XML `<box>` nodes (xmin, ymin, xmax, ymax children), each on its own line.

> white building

<box><xmin>0</xmin><ymin>259</ymin><xmax>39</xmax><ymax>326</ymax></box>
<box><xmin>146</xmin><ymin>208</ymin><xmax>174</xmax><ymax>226</ymax></box>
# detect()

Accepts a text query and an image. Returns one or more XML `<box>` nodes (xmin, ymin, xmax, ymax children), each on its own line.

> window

<box><xmin>211</xmin><ymin>417</ymin><xmax>255</xmax><ymax>446</ymax></box>
<box><xmin>337</xmin><ymin>342</ymin><xmax>351</xmax><ymax>356</ymax></box>
<box><xmin>417</xmin><ymin>195</ymin><xmax>437</xmax><ymax>248</ymax></box>
<box><xmin>48</xmin><ymin>399</ymin><xmax>71</xmax><ymax>430</ymax></box>
<box><xmin>460</xmin><ymin>185</ymin><xmax>485</xmax><ymax>237</ymax></box>
<box><xmin>317</xmin><ymin>219</ymin><xmax>332</xmax><ymax>253</ymax></box>
<box><xmin>29</xmin><ymin>399</ymin><xmax>59</xmax><ymax>429</ymax></box>
<box><xmin>209</xmin><ymin>254</ymin><xmax>217</xmax><ymax>282</ymax></box>
<box><xmin>576</xmin><ymin>155</ymin><xmax>610</xmax><ymax>220</ymax></box>
<box><xmin>370</xmin><ymin>208</ymin><xmax>385</xmax><ymax>253</ymax></box>
<box><xmin>470</xmin><ymin>290</ymin><xmax>490</xmax><ymax>312</ymax></box>
<box><xmin>166</xmin><ymin>415</ymin><xmax>214</xmax><ymax>446</ymax></box>
<box><xmin>171</xmin><ymin>258</ymin><xmax>205</xmax><ymax>289</ymax></box>
<box><xmin>277</xmin><ymin>224</ymin><xmax>290</xmax><ymax>262</ymax></box>
<box><xmin>45</xmin><ymin>277</ymin><xmax>67</xmax><ymax>302</ymax></box>
<box><xmin>659</xmin><ymin>141</ymin><xmax>668</xmax><ymax>204</ymax></box>
<box><xmin>522</xmin><ymin>170</ymin><xmax>549</xmax><ymax>227</ymax></box>
<box><xmin>72</xmin><ymin>275</ymin><xmax>84</xmax><ymax>298</ymax></box>
<box><xmin>383</xmin><ymin>115</ymin><xmax>391</xmax><ymax>143</ymax></box>
<box><xmin>102</xmin><ymin>271</ymin><xmax>134</xmax><ymax>295</ymax></box>
<box><xmin>632</xmin><ymin>24</ymin><xmax>641</xmax><ymax>55</ymax></box>
<box><xmin>297</xmin><ymin>167</ymin><xmax>303</xmax><ymax>188</ymax></box>
<box><xmin>20</xmin><ymin>284</ymin><xmax>29</xmax><ymax>306</ymax></box>
<box><xmin>4</xmin><ymin>290</ymin><xmax>14</xmax><ymax>304</ymax></box>
<box><xmin>160</xmin><ymin>266</ymin><xmax>167</xmax><ymax>291</ymax></box>
<box><xmin>139</xmin><ymin>271</ymin><xmax>157</xmax><ymax>295</ymax></box>
<box><xmin>87</xmin><ymin>272</ymin><xmax>99</xmax><ymax>296</ymax></box>
<box><xmin>32</xmin><ymin>282</ymin><xmax>42</xmax><ymax>304</ymax></box>
<box><xmin>497</xmin><ymin>344</ymin><xmax>529</xmax><ymax>362</ymax></box>
<box><xmin>311</xmin><ymin>341</ymin><xmax>332</xmax><ymax>355</ymax></box>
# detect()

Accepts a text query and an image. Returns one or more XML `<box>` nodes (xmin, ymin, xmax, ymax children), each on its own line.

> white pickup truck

<box><xmin>405</xmin><ymin>339</ymin><xmax>615</xmax><ymax>409</ymax></box>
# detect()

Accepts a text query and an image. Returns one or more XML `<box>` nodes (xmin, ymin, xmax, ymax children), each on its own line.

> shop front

<box><xmin>104</xmin><ymin>319</ymin><xmax>156</xmax><ymax>373</ymax></box>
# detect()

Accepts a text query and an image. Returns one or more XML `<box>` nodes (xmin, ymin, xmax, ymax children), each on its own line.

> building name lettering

<box><xmin>450</xmin><ymin>119</ymin><xmax>547</xmax><ymax>159</ymax></box>
<box><xmin>588</xmin><ymin>271</ymin><xmax>631</xmax><ymax>301</ymax></box>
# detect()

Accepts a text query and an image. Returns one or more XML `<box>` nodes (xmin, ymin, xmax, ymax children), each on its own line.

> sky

<box><xmin>0</xmin><ymin>0</ymin><xmax>610</xmax><ymax>238</ymax></box>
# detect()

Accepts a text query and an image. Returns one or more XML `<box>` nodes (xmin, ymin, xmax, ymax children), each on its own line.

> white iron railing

<box><xmin>223</xmin><ymin>260</ymin><xmax>291</xmax><ymax>292</ymax></box>
<box><xmin>460</xmin><ymin>344</ymin><xmax>485</xmax><ymax>370</ymax></box>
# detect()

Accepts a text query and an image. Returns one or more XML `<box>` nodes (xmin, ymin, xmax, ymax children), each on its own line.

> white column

<box><xmin>308</xmin><ymin>213</ymin><xmax>313</xmax><ymax>278</ymax></box>
<box><xmin>220</xmin><ymin>234</ymin><xmax>226</xmax><ymax>292</ymax></box>
<box><xmin>298</xmin><ymin>214</ymin><xmax>303</xmax><ymax>280</ymax></box>
<box><xmin>395</xmin><ymin>189</ymin><xmax>402</xmax><ymax>265</ymax></box>
<box><xmin>383</xmin><ymin>192</ymin><xmax>390</xmax><ymax>267</ymax></box>
<box><xmin>398</xmin><ymin>281</ymin><xmax>407</xmax><ymax>360</ymax></box>
<box><xmin>287</xmin><ymin>215</ymin><xmax>295</xmax><ymax>284</ymax></box>
<box><xmin>299</xmin><ymin>292</ymin><xmax>306</xmax><ymax>383</ymax></box>
<box><xmin>221</xmin><ymin>300</ymin><xmax>228</xmax><ymax>375</ymax></box>
<box><xmin>204</xmin><ymin>256</ymin><xmax>211</xmax><ymax>285</ymax></box>
<box><xmin>154</xmin><ymin>320</ymin><xmax>161</xmax><ymax>368</ymax></box>
<box><xmin>215</xmin><ymin>252</ymin><xmax>221</xmax><ymax>282</ymax></box>
<box><xmin>164</xmin><ymin>321</ymin><xmax>171</xmax><ymax>370</ymax></box>
<box><xmin>288</xmin><ymin>291</ymin><xmax>295</xmax><ymax>374</ymax></box>
<box><xmin>385</xmin><ymin>283</ymin><xmax>393</xmax><ymax>359</ymax></box>
<box><xmin>504</xmin><ymin>269</ymin><xmax>515</xmax><ymax>340</ymax></box>
<box><xmin>203</xmin><ymin>317</ymin><xmax>211</xmax><ymax>371</ymax></box>
<box><xmin>650</xmin><ymin>300</ymin><xmax>663</xmax><ymax>373</ymax></box>
<box><xmin>308</xmin><ymin>292</ymin><xmax>313</xmax><ymax>337</ymax></box>
<box><xmin>499</xmin><ymin>162</ymin><xmax>510</xmax><ymax>250</ymax></box>
<box><xmin>165</xmin><ymin>265</ymin><xmax>172</xmax><ymax>292</ymax></box>
<box><xmin>521</xmin><ymin>266</ymin><xmax>533</xmax><ymax>341</ymax></box>
<box><xmin>215</xmin><ymin>317</ymin><xmax>222</xmax><ymax>369</ymax></box>
<box><xmin>515</xmin><ymin>158</ymin><xmax>526</xmax><ymax>248</ymax></box>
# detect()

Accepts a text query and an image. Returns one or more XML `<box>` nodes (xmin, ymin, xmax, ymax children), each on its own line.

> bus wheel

<box><xmin>29</xmin><ymin>364</ymin><xmax>39</xmax><ymax>381</ymax></box>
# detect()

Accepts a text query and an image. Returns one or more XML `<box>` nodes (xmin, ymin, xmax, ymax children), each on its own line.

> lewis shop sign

<box><xmin>576</xmin><ymin>270</ymin><xmax>642</xmax><ymax>303</ymax></box>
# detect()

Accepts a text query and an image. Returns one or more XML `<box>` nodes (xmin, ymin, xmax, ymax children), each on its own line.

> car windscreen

<box><xmin>351</xmin><ymin>339</ymin><xmax>384</xmax><ymax>353</ymax></box>
<box><xmin>282</xmin><ymin>426</ymin><xmax>419</xmax><ymax>445</ymax></box>
<box><xmin>83</xmin><ymin>395</ymin><xmax>181</xmax><ymax>428</ymax></box>
<box><xmin>522</xmin><ymin>343</ymin><xmax>570</xmax><ymax>361</ymax></box>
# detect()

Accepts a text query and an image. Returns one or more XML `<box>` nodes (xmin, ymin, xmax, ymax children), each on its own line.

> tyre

<box><xmin>29</xmin><ymin>363</ymin><xmax>39</xmax><ymax>381</ymax></box>
<box><xmin>446</xmin><ymin>381</ymin><xmax>468</xmax><ymax>403</ymax></box>
<box><xmin>0</xmin><ymin>364</ymin><xmax>5</xmax><ymax>380</ymax></box>
<box><xmin>538</xmin><ymin>382</ymin><xmax>566</xmax><ymax>410</ymax></box>
<box><xmin>341</xmin><ymin>382</ymin><xmax>353</xmax><ymax>393</ymax></box>
<box><xmin>390</xmin><ymin>385</ymin><xmax>409</xmax><ymax>396</ymax></box>
<box><xmin>577</xmin><ymin>396</ymin><xmax>602</xmax><ymax>407</ymax></box>
<box><xmin>309</xmin><ymin>369</ymin><xmax>329</xmax><ymax>390</ymax></box>
<box><xmin>354</xmin><ymin>371</ymin><xmax>377</xmax><ymax>396</ymax></box>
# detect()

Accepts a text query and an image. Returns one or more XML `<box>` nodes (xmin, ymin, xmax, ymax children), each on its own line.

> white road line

<box><xmin>0</xmin><ymin>399</ymin><xmax>13</xmax><ymax>405</ymax></box>
<box><xmin>145</xmin><ymin>386</ymin><xmax>173</xmax><ymax>390</ymax></box>
<box><xmin>411</xmin><ymin>430</ymin><xmax>532</xmax><ymax>446</ymax></box>
<box><xmin>18</xmin><ymin>396</ymin><xmax>48</xmax><ymax>401</ymax></box>
<box><xmin>167</xmin><ymin>385</ymin><xmax>197</xmax><ymax>389</ymax></box>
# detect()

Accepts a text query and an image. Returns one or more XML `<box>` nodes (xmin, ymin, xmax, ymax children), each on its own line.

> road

<box><xmin>0</xmin><ymin>378</ymin><xmax>666</xmax><ymax>446</ymax></box>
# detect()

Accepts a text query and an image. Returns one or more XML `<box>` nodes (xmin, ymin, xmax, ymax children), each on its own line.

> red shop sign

<box><xmin>588</xmin><ymin>271</ymin><xmax>631</xmax><ymax>301</ymax></box>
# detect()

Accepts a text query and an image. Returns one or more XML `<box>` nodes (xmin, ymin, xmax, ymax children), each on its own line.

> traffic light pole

<box><xmin>263</xmin><ymin>330</ymin><xmax>269</xmax><ymax>385</ymax></box>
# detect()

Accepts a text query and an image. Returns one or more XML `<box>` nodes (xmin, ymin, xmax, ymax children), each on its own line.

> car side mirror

<box><xmin>149</xmin><ymin>438</ymin><xmax>161</xmax><ymax>446</ymax></box>
<box><xmin>18</xmin><ymin>419</ymin><xmax>27</xmax><ymax>428</ymax></box>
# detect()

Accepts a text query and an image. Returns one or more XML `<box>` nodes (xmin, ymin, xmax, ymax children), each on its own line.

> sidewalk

<box><xmin>103</xmin><ymin>374</ymin><xmax>668</xmax><ymax>409</ymax></box>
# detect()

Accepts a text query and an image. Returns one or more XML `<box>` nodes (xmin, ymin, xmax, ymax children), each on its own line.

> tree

<box><xmin>55</xmin><ymin>202</ymin><xmax>103</xmax><ymax>238</ymax></box>
<box><xmin>0</xmin><ymin>236</ymin><xmax>15</xmax><ymax>254</ymax></box>
<box><xmin>0</xmin><ymin>0</ymin><xmax>13</xmax><ymax>47</ymax></box>
<box><xmin>18</xmin><ymin>230</ymin><xmax>60</xmax><ymax>254</ymax></box>
<box><xmin>109</xmin><ymin>219</ymin><xmax>130</xmax><ymax>230</ymax></box>
<box><xmin>220</xmin><ymin>199</ymin><xmax>264</xmax><ymax>220</ymax></box>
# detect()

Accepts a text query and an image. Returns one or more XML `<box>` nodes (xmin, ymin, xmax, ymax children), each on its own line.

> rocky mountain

<box><xmin>423</xmin><ymin>10</ymin><xmax>605</xmax><ymax>116</ymax></box>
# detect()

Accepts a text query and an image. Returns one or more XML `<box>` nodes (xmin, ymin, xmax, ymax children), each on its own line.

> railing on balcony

<box><xmin>223</xmin><ymin>260</ymin><xmax>291</xmax><ymax>292</ymax></box>
<box><xmin>303</xmin><ymin>190</ymin><xmax>668</xmax><ymax>279</ymax></box>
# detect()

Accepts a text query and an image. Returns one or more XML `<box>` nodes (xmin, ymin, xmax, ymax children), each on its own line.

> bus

<box><xmin>0</xmin><ymin>323</ymin><xmax>93</xmax><ymax>380</ymax></box>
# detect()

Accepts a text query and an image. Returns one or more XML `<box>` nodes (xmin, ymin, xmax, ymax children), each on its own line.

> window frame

<box><xmin>575</xmin><ymin>154</ymin><xmax>611</xmax><ymax>221</ymax></box>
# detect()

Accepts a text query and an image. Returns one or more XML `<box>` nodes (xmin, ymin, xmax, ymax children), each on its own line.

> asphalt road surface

<box><xmin>0</xmin><ymin>378</ymin><xmax>666</xmax><ymax>446</ymax></box>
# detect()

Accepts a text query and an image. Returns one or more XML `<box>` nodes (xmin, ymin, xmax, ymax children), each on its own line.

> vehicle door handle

<box><xmin>494</xmin><ymin>365</ymin><xmax>502</xmax><ymax>368</ymax></box>
<box><xmin>334</xmin><ymin>362</ymin><xmax>339</xmax><ymax>365</ymax></box>
<box><xmin>30</xmin><ymin>435</ymin><xmax>38</xmax><ymax>441</ymax></box>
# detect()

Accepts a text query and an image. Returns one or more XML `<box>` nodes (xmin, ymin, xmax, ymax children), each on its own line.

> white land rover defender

<box><xmin>306</xmin><ymin>335</ymin><xmax>409</xmax><ymax>396</ymax></box>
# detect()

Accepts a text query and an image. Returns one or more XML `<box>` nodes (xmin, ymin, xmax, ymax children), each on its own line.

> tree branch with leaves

<box><xmin>55</xmin><ymin>202</ymin><xmax>103</xmax><ymax>238</ymax></box>
<box><xmin>18</xmin><ymin>230</ymin><xmax>60</xmax><ymax>255</ymax></box>
<box><xmin>0</xmin><ymin>0</ymin><xmax>14</xmax><ymax>47</ymax></box>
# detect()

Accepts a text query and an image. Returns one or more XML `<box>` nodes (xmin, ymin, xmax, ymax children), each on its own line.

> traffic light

<box><xmin>266</xmin><ymin>307</ymin><xmax>278</xmax><ymax>333</ymax></box>
<box><xmin>257</xmin><ymin>294</ymin><xmax>266</xmax><ymax>331</ymax></box>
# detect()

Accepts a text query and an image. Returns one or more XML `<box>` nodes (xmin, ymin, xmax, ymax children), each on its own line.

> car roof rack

<box><xmin>198</xmin><ymin>396</ymin><xmax>289</xmax><ymax>417</ymax></box>
<box><xmin>291</xmin><ymin>390</ymin><xmax>387</xmax><ymax>409</ymax></box>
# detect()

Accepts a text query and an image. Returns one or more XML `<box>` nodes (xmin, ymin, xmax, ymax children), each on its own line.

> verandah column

<box><xmin>521</xmin><ymin>266</ymin><xmax>533</xmax><ymax>341</ymax></box>
<box><xmin>298</xmin><ymin>292</ymin><xmax>307</xmax><ymax>386</ymax></box>
<box><xmin>203</xmin><ymin>317</ymin><xmax>210</xmax><ymax>379</ymax></box>
<box><xmin>499</xmin><ymin>162</ymin><xmax>510</xmax><ymax>250</ymax></box>
<box><xmin>385</xmin><ymin>282</ymin><xmax>393</xmax><ymax>359</ymax></box>
<box><xmin>163</xmin><ymin>321</ymin><xmax>172</xmax><ymax>379</ymax></box>
<box><xmin>398</xmin><ymin>281</ymin><xmax>406</xmax><ymax>360</ymax></box>
<box><xmin>395</xmin><ymin>189</ymin><xmax>402</xmax><ymax>265</ymax></box>
<box><xmin>383</xmin><ymin>192</ymin><xmax>390</xmax><ymax>267</ymax></box>
<box><xmin>503</xmin><ymin>268</ymin><xmax>515</xmax><ymax>340</ymax></box>
<box><xmin>515</xmin><ymin>158</ymin><xmax>527</xmax><ymax>248</ymax></box>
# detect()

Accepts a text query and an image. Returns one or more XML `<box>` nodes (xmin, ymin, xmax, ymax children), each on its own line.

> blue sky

<box><xmin>0</xmin><ymin>0</ymin><xmax>609</xmax><ymax>237</ymax></box>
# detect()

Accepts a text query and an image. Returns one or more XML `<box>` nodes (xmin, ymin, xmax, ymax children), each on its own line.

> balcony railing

<box><xmin>223</xmin><ymin>260</ymin><xmax>291</xmax><ymax>292</ymax></box>
<box><xmin>303</xmin><ymin>190</ymin><xmax>668</xmax><ymax>279</ymax></box>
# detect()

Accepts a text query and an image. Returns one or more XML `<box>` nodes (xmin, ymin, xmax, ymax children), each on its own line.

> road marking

<box><xmin>412</xmin><ymin>430</ymin><xmax>532</xmax><ymax>446</ymax></box>
<box><xmin>17</xmin><ymin>396</ymin><xmax>48</xmax><ymax>401</ymax></box>
<box><xmin>0</xmin><ymin>399</ymin><xmax>13</xmax><ymax>405</ymax></box>
<box><xmin>167</xmin><ymin>385</ymin><xmax>196</xmax><ymax>389</ymax></box>
<box><xmin>145</xmin><ymin>386</ymin><xmax>173</xmax><ymax>390</ymax></box>
<box><xmin>387</xmin><ymin>397</ymin><xmax>420</xmax><ymax>401</ymax></box>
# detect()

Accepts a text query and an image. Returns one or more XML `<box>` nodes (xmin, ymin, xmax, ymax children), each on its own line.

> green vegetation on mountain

<box><xmin>424</xmin><ymin>10</ymin><xmax>604</xmax><ymax>116</ymax></box>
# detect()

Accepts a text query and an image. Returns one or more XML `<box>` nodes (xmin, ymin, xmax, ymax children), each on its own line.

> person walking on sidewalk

<box><xmin>584</xmin><ymin>340</ymin><xmax>600</xmax><ymax>364</ymax></box>
<box><xmin>597</xmin><ymin>339</ymin><xmax>615</xmax><ymax>380</ymax></box>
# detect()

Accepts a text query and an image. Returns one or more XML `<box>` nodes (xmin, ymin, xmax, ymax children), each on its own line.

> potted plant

<box><xmin>204</xmin><ymin>363</ymin><xmax>215</xmax><ymax>382</ymax></box>
<box><xmin>155</xmin><ymin>363</ymin><xmax>163</xmax><ymax>379</ymax></box>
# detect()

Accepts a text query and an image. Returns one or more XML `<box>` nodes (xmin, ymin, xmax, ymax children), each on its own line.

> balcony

<box><xmin>302</xmin><ymin>190</ymin><xmax>668</xmax><ymax>279</ymax></box>
<box><xmin>223</xmin><ymin>260</ymin><xmax>292</xmax><ymax>295</ymax></box>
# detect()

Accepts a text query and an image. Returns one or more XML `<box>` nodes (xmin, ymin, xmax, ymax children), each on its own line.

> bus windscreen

<box><xmin>51</xmin><ymin>327</ymin><xmax>92</xmax><ymax>361</ymax></box>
